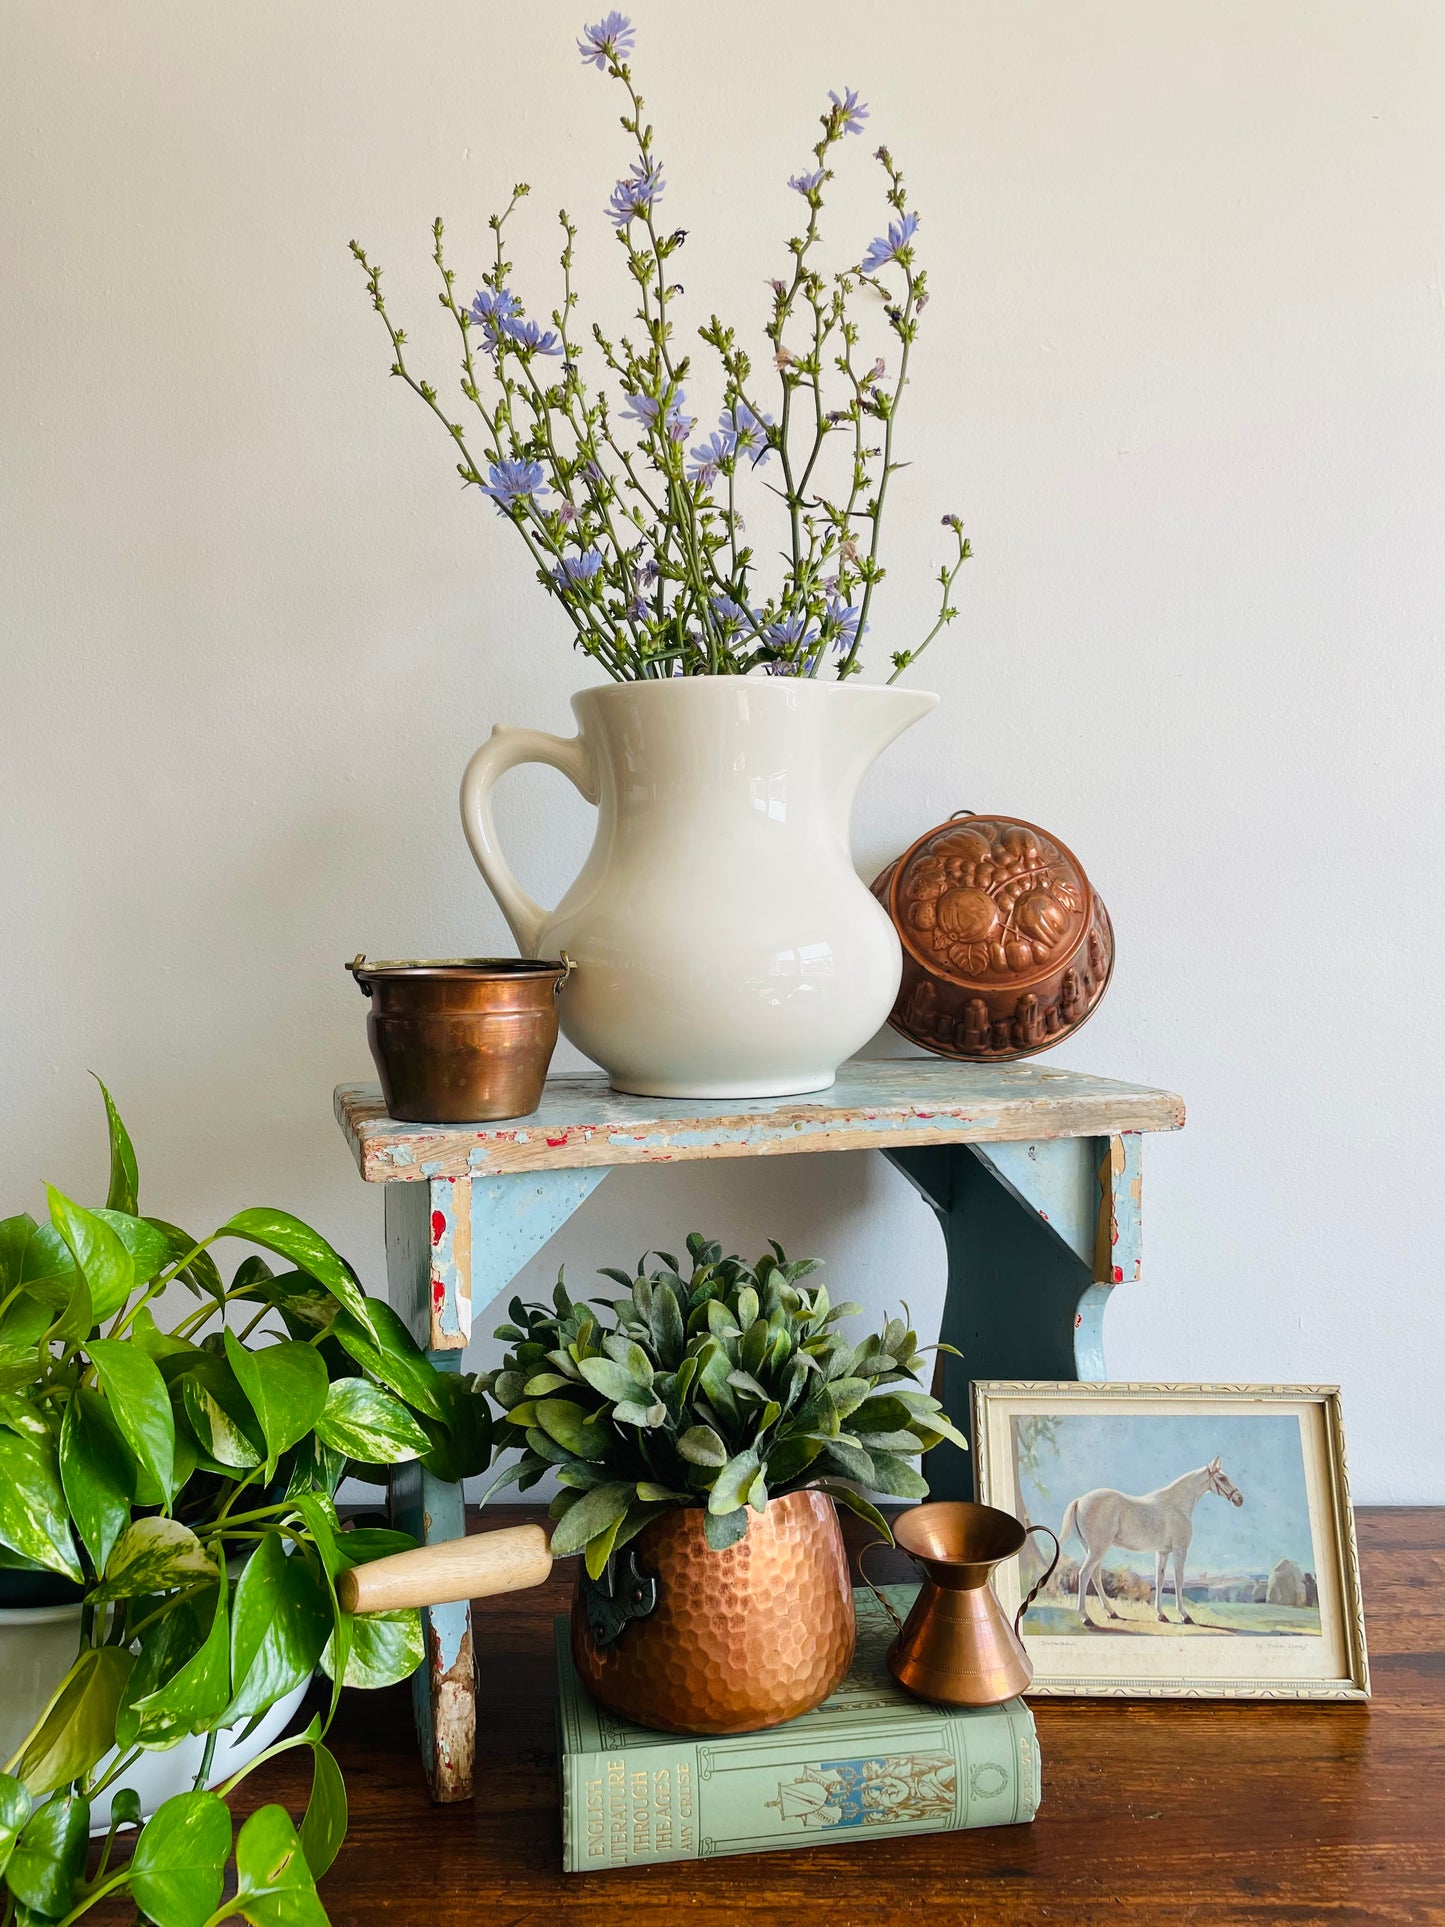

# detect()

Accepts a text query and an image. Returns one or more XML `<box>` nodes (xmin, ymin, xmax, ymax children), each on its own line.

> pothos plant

<box><xmin>480</xmin><ymin>1232</ymin><xmax>965</xmax><ymax>1573</ymax></box>
<box><xmin>0</xmin><ymin>1082</ymin><xmax>491</xmax><ymax>1927</ymax></box>
<box><xmin>350</xmin><ymin>11</ymin><xmax>970</xmax><ymax>684</ymax></box>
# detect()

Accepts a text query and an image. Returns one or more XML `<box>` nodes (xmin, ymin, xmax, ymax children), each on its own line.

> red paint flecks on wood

<box><xmin>1075</xmin><ymin>1311</ymin><xmax>1083</xmax><ymax>1327</ymax></box>
<box><xmin>431</xmin><ymin>1210</ymin><xmax>446</xmax><ymax>1245</ymax></box>
<box><xmin>1112</xmin><ymin>1264</ymin><xmax>1124</xmax><ymax>1283</ymax></box>
<box><xmin>545</xmin><ymin>1134</ymin><xmax>569</xmax><ymax>1148</ymax></box>
<box><xmin>433</xmin><ymin>1279</ymin><xmax>445</xmax><ymax>1313</ymax></box>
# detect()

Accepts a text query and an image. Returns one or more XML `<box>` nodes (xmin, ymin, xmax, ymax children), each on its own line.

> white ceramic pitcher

<box><xmin>460</xmin><ymin>676</ymin><xmax>937</xmax><ymax>1098</ymax></box>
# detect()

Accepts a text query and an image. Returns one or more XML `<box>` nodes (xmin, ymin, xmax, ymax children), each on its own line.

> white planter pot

<box><xmin>0</xmin><ymin>1603</ymin><xmax>309</xmax><ymax>1834</ymax></box>
<box><xmin>461</xmin><ymin>676</ymin><xmax>937</xmax><ymax>1098</ymax></box>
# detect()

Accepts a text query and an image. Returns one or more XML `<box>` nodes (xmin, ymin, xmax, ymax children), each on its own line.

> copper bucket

<box><xmin>347</xmin><ymin>955</ymin><xmax>573</xmax><ymax>1122</ymax></box>
<box><xmin>861</xmin><ymin>1501</ymin><xmax>1059</xmax><ymax>1706</ymax></box>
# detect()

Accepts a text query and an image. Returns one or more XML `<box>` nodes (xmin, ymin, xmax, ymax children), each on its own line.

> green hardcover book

<box><xmin>555</xmin><ymin>1584</ymin><xmax>1040</xmax><ymax>1870</ymax></box>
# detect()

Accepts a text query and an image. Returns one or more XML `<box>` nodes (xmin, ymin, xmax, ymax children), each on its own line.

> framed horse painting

<box><xmin>972</xmin><ymin>1383</ymin><xmax>1369</xmax><ymax>1699</ymax></box>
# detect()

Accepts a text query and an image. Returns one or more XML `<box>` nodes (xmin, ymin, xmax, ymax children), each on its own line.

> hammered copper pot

<box><xmin>872</xmin><ymin>813</ymin><xmax>1114</xmax><ymax>1061</ymax></box>
<box><xmin>570</xmin><ymin>1490</ymin><xmax>855</xmax><ymax>1735</ymax></box>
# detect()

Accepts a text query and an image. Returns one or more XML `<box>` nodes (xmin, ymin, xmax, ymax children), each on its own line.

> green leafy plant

<box><xmin>480</xmin><ymin>1231</ymin><xmax>964</xmax><ymax>1572</ymax></box>
<box><xmin>0</xmin><ymin>1081</ymin><xmax>492</xmax><ymax>1926</ymax></box>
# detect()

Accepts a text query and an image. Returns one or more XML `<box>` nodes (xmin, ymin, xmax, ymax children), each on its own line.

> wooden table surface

<box><xmin>170</xmin><ymin>1506</ymin><xmax>1445</xmax><ymax>1925</ymax></box>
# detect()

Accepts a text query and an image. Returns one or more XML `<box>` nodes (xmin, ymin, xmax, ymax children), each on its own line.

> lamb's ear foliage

<box><xmin>479</xmin><ymin>1234</ymin><xmax>964</xmax><ymax>1573</ymax></box>
<box><xmin>2</xmin><ymin>1080</ymin><xmax>491</xmax><ymax>1927</ymax></box>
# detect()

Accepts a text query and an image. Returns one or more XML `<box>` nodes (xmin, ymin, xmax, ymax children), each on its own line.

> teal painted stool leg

<box><xmin>382</xmin><ymin>1168</ymin><xmax>608</xmax><ymax>1800</ymax></box>
<box><xmin>886</xmin><ymin>1132</ymin><xmax>1144</xmax><ymax>1499</ymax></box>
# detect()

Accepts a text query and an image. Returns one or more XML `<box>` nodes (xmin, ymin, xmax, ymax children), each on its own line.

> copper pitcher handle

<box><xmin>1014</xmin><ymin>1524</ymin><xmax>1061</xmax><ymax>1638</ymax></box>
<box><xmin>856</xmin><ymin>1537</ymin><xmax>910</xmax><ymax>1634</ymax></box>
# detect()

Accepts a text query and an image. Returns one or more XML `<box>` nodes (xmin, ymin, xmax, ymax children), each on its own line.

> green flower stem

<box><xmin>513</xmin><ymin>358</ymin><xmax>648</xmax><ymax>665</ymax></box>
<box><xmin>841</xmin><ymin>277</ymin><xmax>916</xmax><ymax>677</ymax></box>
<box><xmin>888</xmin><ymin>522</ymin><xmax>970</xmax><ymax>682</ymax></box>
<box><xmin>437</xmin><ymin>216</ymin><xmax>639</xmax><ymax>672</ymax></box>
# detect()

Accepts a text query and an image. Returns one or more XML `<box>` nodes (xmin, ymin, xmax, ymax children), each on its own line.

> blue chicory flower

<box><xmin>552</xmin><ymin>547</ymin><xmax>605</xmax><ymax>589</ymax></box>
<box><xmin>764</xmin><ymin>610</ymin><xmax>818</xmax><ymax>651</ymax></box>
<box><xmin>721</xmin><ymin>401</ymin><xmax>773</xmax><ymax>467</ymax></box>
<box><xmin>788</xmin><ymin>167</ymin><xmax>825</xmax><ymax>195</ymax></box>
<box><xmin>829</xmin><ymin>87</ymin><xmax>869</xmax><ymax>135</ymax></box>
<box><xmin>861</xmin><ymin>210</ymin><xmax>919</xmax><ymax>274</ymax></box>
<box><xmin>479</xmin><ymin>458</ymin><xmax>547</xmax><ymax>514</ymax></box>
<box><xmin>710</xmin><ymin>594</ymin><xmax>752</xmax><ymax>633</ymax></box>
<box><xmin>621</xmin><ymin>392</ymin><xmax>663</xmax><ymax>428</ymax></box>
<box><xmin>825</xmin><ymin>595</ymin><xmax>863</xmax><ymax>650</ymax></box>
<box><xmin>578</xmin><ymin>12</ymin><xmax>635</xmax><ymax>68</ymax></box>
<box><xmin>608</xmin><ymin>157</ymin><xmax>665</xmax><ymax>226</ymax></box>
<box><xmin>622</xmin><ymin>388</ymin><xmax>693</xmax><ymax>439</ymax></box>
<box><xmin>469</xmin><ymin>286</ymin><xmax>522</xmax><ymax>353</ymax></box>
<box><xmin>687</xmin><ymin>429</ymin><xmax>737</xmax><ymax>487</ymax></box>
<box><xmin>503</xmin><ymin>316</ymin><xmax>564</xmax><ymax>356</ymax></box>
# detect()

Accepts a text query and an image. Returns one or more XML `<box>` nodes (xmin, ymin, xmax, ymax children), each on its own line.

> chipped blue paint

<box><xmin>1101</xmin><ymin>1131</ymin><xmax>1144</xmax><ymax>1284</ymax></box>
<box><xmin>968</xmin><ymin>1138</ymin><xmax>1098</xmax><ymax>1266</ymax></box>
<box><xmin>429</xmin><ymin>1179</ymin><xmax>468</xmax><ymax>1346</ymax></box>
<box><xmin>1073</xmin><ymin>1282</ymin><xmax>1111</xmax><ymax>1379</ymax></box>
<box><xmin>470</xmin><ymin>1168</ymin><xmax>610</xmax><ymax>1327</ymax></box>
<box><xmin>391</xmin><ymin>1424</ymin><xmax>470</xmax><ymax>1794</ymax></box>
<box><xmin>336</xmin><ymin>1062</ymin><xmax>1183</xmax><ymax>1181</ymax></box>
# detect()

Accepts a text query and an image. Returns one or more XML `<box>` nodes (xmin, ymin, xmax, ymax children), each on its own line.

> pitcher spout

<box><xmin>824</xmin><ymin>682</ymin><xmax>939</xmax><ymax>807</ymax></box>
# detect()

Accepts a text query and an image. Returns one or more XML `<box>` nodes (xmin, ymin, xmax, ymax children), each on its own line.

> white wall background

<box><xmin>3</xmin><ymin>1</ymin><xmax>1441</xmax><ymax>1502</ymax></box>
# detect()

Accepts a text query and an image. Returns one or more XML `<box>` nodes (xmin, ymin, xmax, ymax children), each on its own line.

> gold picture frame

<box><xmin>972</xmin><ymin>1382</ymin><xmax>1369</xmax><ymax>1700</ymax></box>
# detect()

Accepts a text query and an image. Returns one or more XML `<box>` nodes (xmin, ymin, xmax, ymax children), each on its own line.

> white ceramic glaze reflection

<box><xmin>460</xmin><ymin>677</ymin><xmax>938</xmax><ymax>1097</ymax></box>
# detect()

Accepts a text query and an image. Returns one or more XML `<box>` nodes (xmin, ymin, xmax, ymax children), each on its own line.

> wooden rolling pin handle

<box><xmin>336</xmin><ymin>1524</ymin><xmax>553</xmax><ymax>1615</ymax></box>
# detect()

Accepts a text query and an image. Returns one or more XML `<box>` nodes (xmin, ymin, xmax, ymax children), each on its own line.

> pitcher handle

<box><xmin>459</xmin><ymin>724</ymin><xmax>597</xmax><ymax>955</ymax></box>
<box><xmin>1013</xmin><ymin>1524</ymin><xmax>1061</xmax><ymax>1639</ymax></box>
<box><xmin>857</xmin><ymin>1538</ymin><xmax>913</xmax><ymax>1635</ymax></box>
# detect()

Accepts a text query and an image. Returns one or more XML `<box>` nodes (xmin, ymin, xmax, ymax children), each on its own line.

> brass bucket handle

<box><xmin>348</xmin><ymin>954</ymin><xmax>372</xmax><ymax>997</ymax></box>
<box><xmin>1014</xmin><ymin>1524</ymin><xmax>1061</xmax><ymax>1639</ymax></box>
<box><xmin>856</xmin><ymin>1536</ymin><xmax>915</xmax><ymax>1635</ymax></box>
<box><xmin>555</xmin><ymin>952</ymin><xmax>576</xmax><ymax>997</ymax></box>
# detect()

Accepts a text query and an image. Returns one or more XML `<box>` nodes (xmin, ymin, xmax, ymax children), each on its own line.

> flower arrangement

<box><xmin>0</xmin><ymin>1084</ymin><xmax>491</xmax><ymax>1926</ymax></box>
<box><xmin>351</xmin><ymin>12</ymin><xmax>970</xmax><ymax>684</ymax></box>
<box><xmin>480</xmin><ymin>1233</ymin><xmax>965</xmax><ymax>1573</ymax></box>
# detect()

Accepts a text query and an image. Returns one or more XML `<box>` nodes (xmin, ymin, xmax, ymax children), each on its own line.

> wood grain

<box><xmin>335</xmin><ymin>1060</ymin><xmax>1186</xmax><ymax>1183</ymax></box>
<box><xmin>101</xmin><ymin>1507</ymin><xmax>1441</xmax><ymax>1926</ymax></box>
<box><xmin>337</xmin><ymin>1523</ymin><xmax>552</xmax><ymax>1615</ymax></box>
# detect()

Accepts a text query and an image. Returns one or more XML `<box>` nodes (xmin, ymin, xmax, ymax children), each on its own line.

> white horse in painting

<box><xmin>1060</xmin><ymin>1458</ymin><xmax>1244</xmax><ymax>1625</ymax></box>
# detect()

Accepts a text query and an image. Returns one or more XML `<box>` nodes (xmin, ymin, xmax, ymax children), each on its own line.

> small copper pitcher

<box><xmin>860</xmin><ymin>1501</ymin><xmax>1059</xmax><ymax>1706</ymax></box>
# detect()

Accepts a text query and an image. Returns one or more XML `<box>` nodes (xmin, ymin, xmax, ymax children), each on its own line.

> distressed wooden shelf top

<box><xmin>335</xmin><ymin>1059</ymin><xmax>1184</xmax><ymax>1182</ymax></box>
